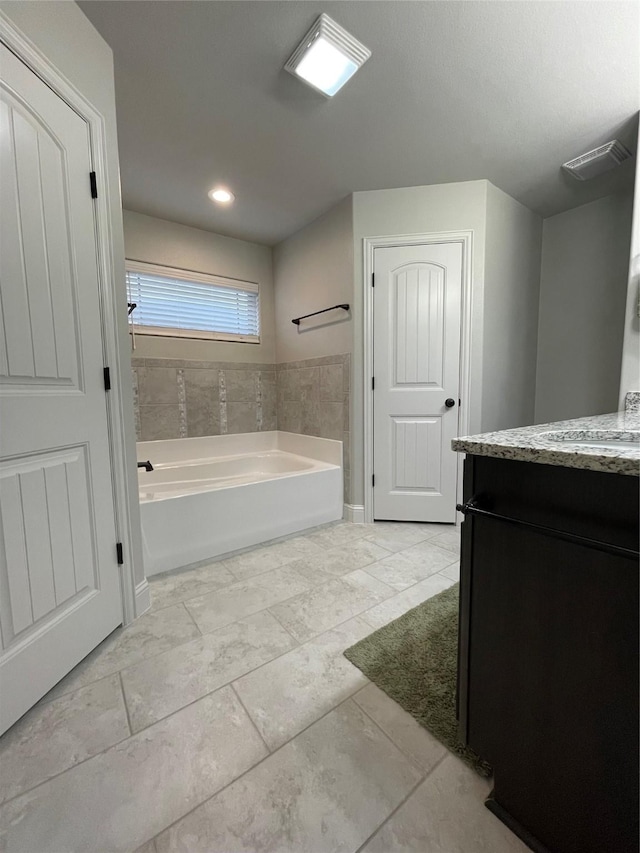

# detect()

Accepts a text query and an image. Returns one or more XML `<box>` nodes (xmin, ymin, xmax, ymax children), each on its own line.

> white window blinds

<box><xmin>125</xmin><ymin>261</ymin><xmax>260</xmax><ymax>343</ymax></box>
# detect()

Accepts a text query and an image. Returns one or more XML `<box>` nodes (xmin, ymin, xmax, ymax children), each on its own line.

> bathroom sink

<box><xmin>541</xmin><ymin>429</ymin><xmax>640</xmax><ymax>450</ymax></box>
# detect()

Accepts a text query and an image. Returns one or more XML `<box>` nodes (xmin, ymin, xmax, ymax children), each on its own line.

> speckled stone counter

<box><xmin>452</xmin><ymin>411</ymin><xmax>640</xmax><ymax>476</ymax></box>
<box><xmin>625</xmin><ymin>391</ymin><xmax>640</xmax><ymax>414</ymax></box>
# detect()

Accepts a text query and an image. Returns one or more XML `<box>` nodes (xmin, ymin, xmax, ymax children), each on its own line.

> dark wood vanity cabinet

<box><xmin>457</xmin><ymin>455</ymin><xmax>639</xmax><ymax>853</ymax></box>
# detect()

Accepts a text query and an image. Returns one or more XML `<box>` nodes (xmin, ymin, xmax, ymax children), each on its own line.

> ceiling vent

<box><xmin>284</xmin><ymin>14</ymin><xmax>371</xmax><ymax>97</ymax></box>
<box><xmin>562</xmin><ymin>140</ymin><xmax>632</xmax><ymax>181</ymax></box>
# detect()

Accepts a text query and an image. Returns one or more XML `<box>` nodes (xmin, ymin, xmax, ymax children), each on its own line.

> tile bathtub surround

<box><xmin>132</xmin><ymin>358</ymin><xmax>277</xmax><ymax>441</ymax></box>
<box><xmin>133</xmin><ymin>353</ymin><xmax>352</xmax><ymax>501</ymax></box>
<box><xmin>277</xmin><ymin>353</ymin><xmax>351</xmax><ymax>501</ymax></box>
<box><xmin>0</xmin><ymin>521</ymin><xmax>528</xmax><ymax>853</ymax></box>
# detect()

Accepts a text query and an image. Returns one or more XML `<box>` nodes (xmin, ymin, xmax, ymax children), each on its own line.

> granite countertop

<box><xmin>452</xmin><ymin>411</ymin><xmax>640</xmax><ymax>476</ymax></box>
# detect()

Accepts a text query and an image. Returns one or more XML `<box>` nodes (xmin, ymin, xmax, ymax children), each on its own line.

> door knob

<box><xmin>445</xmin><ymin>398</ymin><xmax>456</xmax><ymax>408</ymax></box>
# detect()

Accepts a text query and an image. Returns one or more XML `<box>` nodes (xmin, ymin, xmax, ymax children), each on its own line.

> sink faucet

<box><xmin>137</xmin><ymin>460</ymin><xmax>154</xmax><ymax>472</ymax></box>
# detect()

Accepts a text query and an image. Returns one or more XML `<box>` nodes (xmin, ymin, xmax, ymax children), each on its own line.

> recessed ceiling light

<box><xmin>284</xmin><ymin>14</ymin><xmax>371</xmax><ymax>98</ymax></box>
<box><xmin>208</xmin><ymin>187</ymin><xmax>235</xmax><ymax>204</ymax></box>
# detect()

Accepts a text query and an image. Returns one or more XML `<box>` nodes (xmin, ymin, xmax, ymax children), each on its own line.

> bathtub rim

<box><xmin>138</xmin><ymin>449</ymin><xmax>339</xmax><ymax>504</ymax></box>
<box><xmin>136</xmin><ymin>430</ymin><xmax>342</xmax><ymax>468</ymax></box>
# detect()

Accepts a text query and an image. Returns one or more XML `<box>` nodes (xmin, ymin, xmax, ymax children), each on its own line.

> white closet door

<box><xmin>373</xmin><ymin>242</ymin><xmax>462</xmax><ymax>522</ymax></box>
<box><xmin>0</xmin><ymin>43</ymin><xmax>122</xmax><ymax>733</ymax></box>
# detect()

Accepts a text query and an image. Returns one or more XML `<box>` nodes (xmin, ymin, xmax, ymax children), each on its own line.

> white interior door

<box><xmin>0</xmin><ymin>44</ymin><xmax>123</xmax><ymax>733</ymax></box>
<box><xmin>373</xmin><ymin>242</ymin><xmax>462</xmax><ymax>522</ymax></box>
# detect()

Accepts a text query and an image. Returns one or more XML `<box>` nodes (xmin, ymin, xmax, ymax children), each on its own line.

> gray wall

<box><xmin>123</xmin><ymin>210</ymin><xmax>275</xmax><ymax>363</ymax></box>
<box><xmin>482</xmin><ymin>183</ymin><xmax>542</xmax><ymax>432</ymax></box>
<box><xmin>0</xmin><ymin>1</ymin><xmax>145</xmax><ymax>595</ymax></box>
<box><xmin>273</xmin><ymin>196</ymin><xmax>353</xmax><ymax>363</ymax></box>
<box><xmin>272</xmin><ymin>198</ymin><xmax>354</xmax><ymax>503</ymax></box>
<box><xmin>535</xmin><ymin>191</ymin><xmax>633</xmax><ymax>423</ymax></box>
<box><xmin>619</xmin><ymin>121</ymin><xmax>640</xmax><ymax>404</ymax></box>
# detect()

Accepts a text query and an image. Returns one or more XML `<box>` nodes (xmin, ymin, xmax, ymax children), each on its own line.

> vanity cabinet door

<box><xmin>457</xmin><ymin>456</ymin><xmax>639</xmax><ymax>853</ymax></box>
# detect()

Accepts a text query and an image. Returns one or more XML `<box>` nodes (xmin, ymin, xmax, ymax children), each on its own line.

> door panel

<box><xmin>392</xmin><ymin>417</ymin><xmax>442</xmax><ymax>492</ymax></box>
<box><xmin>373</xmin><ymin>243</ymin><xmax>462</xmax><ymax>522</ymax></box>
<box><xmin>0</xmin><ymin>44</ymin><xmax>122</xmax><ymax>732</ymax></box>
<box><xmin>0</xmin><ymin>92</ymin><xmax>79</xmax><ymax>387</ymax></box>
<box><xmin>0</xmin><ymin>447</ymin><xmax>98</xmax><ymax>647</ymax></box>
<box><xmin>393</xmin><ymin>264</ymin><xmax>445</xmax><ymax>386</ymax></box>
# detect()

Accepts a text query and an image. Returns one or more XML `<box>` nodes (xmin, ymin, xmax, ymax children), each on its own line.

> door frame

<box><xmin>363</xmin><ymin>231</ymin><xmax>474</xmax><ymax>524</ymax></box>
<box><xmin>0</xmin><ymin>14</ymin><xmax>143</xmax><ymax>624</ymax></box>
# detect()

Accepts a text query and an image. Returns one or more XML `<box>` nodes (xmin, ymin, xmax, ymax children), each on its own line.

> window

<box><xmin>125</xmin><ymin>260</ymin><xmax>260</xmax><ymax>343</ymax></box>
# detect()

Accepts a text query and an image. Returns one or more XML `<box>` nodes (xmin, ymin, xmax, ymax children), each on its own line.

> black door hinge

<box><xmin>103</xmin><ymin>366</ymin><xmax>111</xmax><ymax>391</ymax></box>
<box><xmin>89</xmin><ymin>171</ymin><xmax>98</xmax><ymax>199</ymax></box>
<box><xmin>372</xmin><ymin>474</ymin><xmax>375</xmax><ymax>487</ymax></box>
<box><xmin>371</xmin><ymin>273</ymin><xmax>375</xmax><ymax>287</ymax></box>
<box><xmin>116</xmin><ymin>542</ymin><xmax>124</xmax><ymax>565</ymax></box>
<box><xmin>371</xmin><ymin>377</ymin><xmax>375</xmax><ymax>391</ymax></box>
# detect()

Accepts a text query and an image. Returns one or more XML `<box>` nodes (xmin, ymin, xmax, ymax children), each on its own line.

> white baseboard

<box><xmin>134</xmin><ymin>579</ymin><xmax>151</xmax><ymax>617</ymax></box>
<box><xmin>343</xmin><ymin>503</ymin><xmax>365</xmax><ymax>524</ymax></box>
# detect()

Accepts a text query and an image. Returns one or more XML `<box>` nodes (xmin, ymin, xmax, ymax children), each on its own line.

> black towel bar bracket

<box><xmin>292</xmin><ymin>304</ymin><xmax>350</xmax><ymax>326</ymax></box>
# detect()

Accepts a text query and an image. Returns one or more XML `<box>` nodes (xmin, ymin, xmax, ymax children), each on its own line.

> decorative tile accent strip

<box><xmin>218</xmin><ymin>369</ymin><xmax>228</xmax><ymax>435</ymax></box>
<box><xmin>131</xmin><ymin>368</ymin><xmax>141</xmax><ymax>440</ymax></box>
<box><xmin>176</xmin><ymin>369</ymin><xmax>188</xmax><ymax>438</ymax></box>
<box><xmin>256</xmin><ymin>371</ymin><xmax>263</xmax><ymax>431</ymax></box>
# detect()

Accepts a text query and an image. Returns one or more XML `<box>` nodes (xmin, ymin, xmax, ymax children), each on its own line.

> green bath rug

<box><xmin>344</xmin><ymin>583</ymin><xmax>491</xmax><ymax>777</ymax></box>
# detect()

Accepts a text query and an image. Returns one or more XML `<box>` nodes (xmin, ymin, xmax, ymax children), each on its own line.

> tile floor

<box><xmin>0</xmin><ymin>521</ymin><xmax>528</xmax><ymax>853</ymax></box>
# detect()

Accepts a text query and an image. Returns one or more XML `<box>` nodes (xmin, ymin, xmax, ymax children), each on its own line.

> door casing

<box><xmin>0</xmin><ymin>13</ymin><xmax>144</xmax><ymax>624</ymax></box>
<box><xmin>363</xmin><ymin>231</ymin><xmax>474</xmax><ymax>524</ymax></box>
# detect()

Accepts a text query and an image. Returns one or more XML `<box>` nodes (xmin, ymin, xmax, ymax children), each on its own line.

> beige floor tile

<box><xmin>223</xmin><ymin>536</ymin><xmax>324</xmax><ymax>581</ymax></box>
<box><xmin>264</xmin><ymin>535</ymin><xmax>327</xmax><ymax>562</ymax></box>
<box><xmin>0</xmin><ymin>675</ymin><xmax>129</xmax><ymax>805</ymax></box>
<box><xmin>440</xmin><ymin>562</ymin><xmax>461</xmax><ymax>581</ymax></box>
<box><xmin>365</xmin><ymin>545</ymin><xmax>458</xmax><ymax>591</ymax></box>
<box><xmin>222</xmin><ymin>543</ymin><xmax>289</xmax><ymax>579</ymax></box>
<box><xmin>397</xmin><ymin>539</ymin><xmax>462</xmax><ymax>569</ymax></box>
<box><xmin>364</xmin><ymin>522</ymin><xmax>442</xmax><ymax>534</ymax></box>
<box><xmin>360</xmin><ymin>754</ymin><xmax>530</xmax><ymax>853</ymax></box>
<box><xmin>149</xmin><ymin>561</ymin><xmax>236</xmax><ymax>610</ymax></box>
<box><xmin>134</xmin><ymin>841</ymin><xmax>157</xmax><ymax>853</ymax></box>
<box><xmin>361</xmin><ymin>574</ymin><xmax>455</xmax><ymax>630</ymax></box>
<box><xmin>362</xmin><ymin>522</ymin><xmax>444</xmax><ymax>552</ymax></box>
<box><xmin>306</xmin><ymin>521</ymin><xmax>370</xmax><ymax>549</ymax></box>
<box><xmin>155</xmin><ymin>700</ymin><xmax>422</xmax><ymax>853</ymax></box>
<box><xmin>353</xmin><ymin>683</ymin><xmax>447</xmax><ymax>774</ymax></box>
<box><xmin>121</xmin><ymin>611</ymin><xmax>296</xmax><ymax>732</ymax></box>
<box><xmin>287</xmin><ymin>538</ymin><xmax>392</xmax><ymax>580</ymax></box>
<box><xmin>41</xmin><ymin>604</ymin><xmax>201</xmax><ymax>702</ymax></box>
<box><xmin>0</xmin><ymin>687</ymin><xmax>267</xmax><ymax>853</ymax></box>
<box><xmin>270</xmin><ymin>570</ymin><xmax>394</xmax><ymax>643</ymax></box>
<box><xmin>428</xmin><ymin>528</ymin><xmax>462</xmax><ymax>555</ymax></box>
<box><xmin>233</xmin><ymin>617</ymin><xmax>372</xmax><ymax>749</ymax></box>
<box><xmin>185</xmin><ymin>566</ymin><xmax>314</xmax><ymax>634</ymax></box>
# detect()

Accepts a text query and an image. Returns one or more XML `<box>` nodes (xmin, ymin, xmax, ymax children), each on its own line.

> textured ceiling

<box><xmin>80</xmin><ymin>0</ymin><xmax>639</xmax><ymax>246</ymax></box>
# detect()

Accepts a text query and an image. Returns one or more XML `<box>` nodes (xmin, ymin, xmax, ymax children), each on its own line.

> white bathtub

<box><xmin>137</xmin><ymin>431</ymin><xmax>343</xmax><ymax>576</ymax></box>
